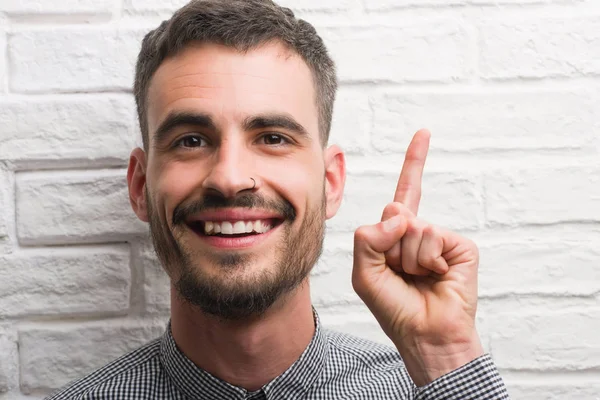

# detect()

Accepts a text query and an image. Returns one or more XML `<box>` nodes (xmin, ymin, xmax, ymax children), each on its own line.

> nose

<box><xmin>202</xmin><ymin>139</ymin><xmax>256</xmax><ymax>198</ymax></box>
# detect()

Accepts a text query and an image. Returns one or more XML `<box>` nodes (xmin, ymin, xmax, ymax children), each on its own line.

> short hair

<box><xmin>133</xmin><ymin>0</ymin><xmax>337</xmax><ymax>150</ymax></box>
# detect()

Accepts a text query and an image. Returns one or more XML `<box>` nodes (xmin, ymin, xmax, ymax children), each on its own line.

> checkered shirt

<box><xmin>46</xmin><ymin>314</ymin><xmax>509</xmax><ymax>399</ymax></box>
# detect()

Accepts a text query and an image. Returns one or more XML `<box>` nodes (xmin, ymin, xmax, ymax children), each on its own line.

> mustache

<box><xmin>172</xmin><ymin>192</ymin><xmax>296</xmax><ymax>226</ymax></box>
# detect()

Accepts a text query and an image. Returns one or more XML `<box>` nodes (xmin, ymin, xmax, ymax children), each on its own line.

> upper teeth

<box><xmin>204</xmin><ymin>220</ymin><xmax>273</xmax><ymax>235</ymax></box>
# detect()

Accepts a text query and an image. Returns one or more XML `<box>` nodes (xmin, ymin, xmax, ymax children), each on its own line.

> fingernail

<box><xmin>383</xmin><ymin>215</ymin><xmax>403</xmax><ymax>232</ymax></box>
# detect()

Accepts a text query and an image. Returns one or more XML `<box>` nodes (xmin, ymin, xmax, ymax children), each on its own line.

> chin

<box><xmin>174</xmin><ymin>256</ymin><xmax>295</xmax><ymax>320</ymax></box>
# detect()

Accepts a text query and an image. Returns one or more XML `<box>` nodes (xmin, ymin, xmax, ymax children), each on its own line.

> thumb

<box><xmin>353</xmin><ymin>215</ymin><xmax>408</xmax><ymax>264</ymax></box>
<box><xmin>352</xmin><ymin>215</ymin><xmax>410</xmax><ymax>313</ymax></box>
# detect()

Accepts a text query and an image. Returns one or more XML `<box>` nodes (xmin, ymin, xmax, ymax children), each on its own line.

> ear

<box><xmin>127</xmin><ymin>147</ymin><xmax>149</xmax><ymax>223</ymax></box>
<box><xmin>324</xmin><ymin>145</ymin><xmax>346</xmax><ymax>220</ymax></box>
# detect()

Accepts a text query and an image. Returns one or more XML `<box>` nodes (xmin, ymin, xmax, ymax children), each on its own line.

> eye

<box><xmin>175</xmin><ymin>135</ymin><xmax>207</xmax><ymax>149</ymax></box>
<box><xmin>260</xmin><ymin>133</ymin><xmax>289</xmax><ymax>146</ymax></box>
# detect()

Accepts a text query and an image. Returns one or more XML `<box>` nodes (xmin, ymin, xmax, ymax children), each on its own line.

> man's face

<box><xmin>136</xmin><ymin>42</ymin><xmax>341</xmax><ymax>319</ymax></box>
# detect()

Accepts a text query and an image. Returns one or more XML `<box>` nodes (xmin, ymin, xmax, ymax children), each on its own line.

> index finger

<box><xmin>393</xmin><ymin>129</ymin><xmax>431</xmax><ymax>214</ymax></box>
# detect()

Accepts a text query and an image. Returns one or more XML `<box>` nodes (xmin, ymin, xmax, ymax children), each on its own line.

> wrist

<box><xmin>397</xmin><ymin>333</ymin><xmax>485</xmax><ymax>387</ymax></box>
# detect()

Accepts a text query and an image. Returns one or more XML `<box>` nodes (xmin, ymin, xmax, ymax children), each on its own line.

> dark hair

<box><xmin>134</xmin><ymin>0</ymin><xmax>337</xmax><ymax>150</ymax></box>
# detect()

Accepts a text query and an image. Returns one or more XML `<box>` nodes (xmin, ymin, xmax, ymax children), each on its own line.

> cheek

<box><xmin>149</xmin><ymin>160</ymin><xmax>206</xmax><ymax>220</ymax></box>
<box><xmin>257</xmin><ymin>154</ymin><xmax>324</xmax><ymax>211</ymax></box>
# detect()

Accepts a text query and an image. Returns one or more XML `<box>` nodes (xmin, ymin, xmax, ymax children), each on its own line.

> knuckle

<box><xmin>382</xmin><ymin>202</ymin><xmax>412</xmax><ymax>219</ymax></box>
<box><xmin>406</xmin><ymin>219</ymin><xmax>422</xmax><ymax>235</ymax></box>
<box><xmin>419</xmin><ymin>253</ymin><xmax>436</xmax><ymax>266</ymax></box>
<box><xmin>353</xmin><ymin>225</ymin><xmax>369</xmax><ymax>242</ymax></box>
<box><xmin>422</xmin><ymin>224</ymin><xmax>438</xmax><ymax>237</ymax></box>
<box><xmin>382</xmin><ymin>202</ymin><xmax>401</xmax><ymax>217</ymax></box>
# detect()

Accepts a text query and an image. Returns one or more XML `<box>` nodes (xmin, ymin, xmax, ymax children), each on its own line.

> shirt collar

<box><xmin>160</xmin><ymin>310</ymin><xmax>328</xmax><ymax>399</ymax></box>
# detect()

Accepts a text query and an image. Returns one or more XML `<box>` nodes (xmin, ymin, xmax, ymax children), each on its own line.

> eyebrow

<box><xmin>153</xmin><ymin>111</ymin><xmax>217</xmax><ymax>147</ymax></box>
<box><xmin>243</xmin><ymin>113</ymin><xmax>309</xmax><ymax>138</ymax></box>
<box><xmin>152</xmin><ymin>111</ymin><xmax>310</xmax><ymax>147</ymax></box>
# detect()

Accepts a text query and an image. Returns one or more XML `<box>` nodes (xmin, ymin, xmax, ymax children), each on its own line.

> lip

<box><xmin>186</xmin><ymin>208</ymin><xmax>283</xmax><ymax>223</ymax></box>
<box><xmin>188</xmin><ymin>221</ymin><xmax>282</xmax><ymax>250</ymax></box>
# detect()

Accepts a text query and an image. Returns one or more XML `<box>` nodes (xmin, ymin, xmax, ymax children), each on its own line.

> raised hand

<box><xmin>351</xmin><ymin>129</ymin><xmax>484</xmax><ymax>387</ymax></box>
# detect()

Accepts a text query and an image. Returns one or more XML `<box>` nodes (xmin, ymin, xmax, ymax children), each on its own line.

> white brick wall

<box><xmin>0</xmin><ymin>1</ymin><xmax>599</xmax><ymax>398</ymax></box>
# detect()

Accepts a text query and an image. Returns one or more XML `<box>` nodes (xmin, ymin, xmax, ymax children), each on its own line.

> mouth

<box><xmin>187</xmin><ymin>218</ymin><xmax>285</xmax><ymax>239</ymax></box>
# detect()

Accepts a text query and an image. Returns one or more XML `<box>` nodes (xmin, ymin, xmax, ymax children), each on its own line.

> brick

<box><xmin>332</xmin><ymin>171</ymin><xmax>482</xmax><ymax>232</ymax></box>
<box><xmin>0</xmin><ymin>394</ymin><xmax>44</xmax><ymax>400</ymax></box>
<box><xmin>0</xmin><ymin>246</ymin><xmax>130</xmax><ymax>317</ymax></box>
<box><xmin>479</xmin><ymin>238</ymin><xmax>600</xmax><ymax>297</ymax></box>
<box><xmin>19</xmin><ymin>320</ymin><xmax>166</xmax><ymax>392</ymax></box>
<box><xmin>473</xmin><ymin>298</ymin><xmax>541</xmax><ymax>358</ymax></box>
<box><xmin>480</xmin><ymin>17</ymin><xmax>600</xmax><ymax>79</ymax></box>
<box><xmin>505</xmin><ymin>381</ymin><xmax>600</xmax><ymax>400</ymax></box>
<box><xmin>485</xmin><ymin>167</ymin><xmax>600</xmax><ymax>225</ymax></box>
<box><xmin>0</xmin><ymin>0</ymin><xmax>114</xmax><ymax>14</ymax></box>
<box><xmin>371</xmin><ymin>90</ymin><xmax>598</xmax><ymax>152</ymax></box>
<box><xmin>0</xmin><ymin>170</ymin><xmax>9</xmax><ymax>241</ymax></box>
<box><xmin>328</xmin><ymin>87</ymin><xmax>371</xmax><ymax>154</ymax></box>
<box><xmin>273</xmin><ymin>0</ymin><xmax>359</xmax><ymax>10</ymax></box>
<box><xmin>0</xmin><ymin>95</ymin><xmax>137</xmax><ymax>168</ymax></box>
<box><xmin>311</xmin><ymin>245</ymin><xmax>356</xmax><ymax>306</ymax></box>
<box><xmin>9</xmin><ymin>28</ymin><xmax>148</xmax><ymax>93</ymax></box>
<box><xmin>368</xmin><ymin>0</ymin><xmax>581</xmax><ymax>6</ymax></box>
<box><xmin>366</xmin><ymin>0</ymin><xmax>465</xmax><ymax>9</ymax></box>
<box><xmin>0</xmin><ymin>32</ymin><xmax>6</xmax><ymax>93</ymax></box>
<box><xmin>490</xmin><ymin>308</ymin><xmax>600</xmax><ymax>370</ymax></box>
<box><xmin>318</xmin><ymin>305</ymin><xmax>394</xmax><ymax>346</ymax></box>
<box><xmin>16</xmin><ymin>170</ymin><xmax>147</xmax><ymax>245</ymax></box>
<box><xmin>124</xmin><ymin>0</ymin><xmax>357</xmax><ymax>13</ymax></box>
<box><xmin>134</xmin><ymin>239</ymin><xmax>171</xmax><ymax>314</ymax></box>
<box><xmin>472</xmin><ymin>0</ymin><xmax>581</xmax><ymax>3</ymax></box>
<box><xmin>0</xmin><ymin>333</ymin><xmax>17</xmax><ymax>394</ymax></box>
<box><xmin>123</xmin><ymin>0</ymin><xmax>193</xmax><ymax>13</ymax></box>
<box><xmin>319</xmin><ymin>21</ymin><xmax>470</xmax><ymax>83</ymax></box>
<box><xmin>478</xmin><ymin>296</ymin><xmax>597</xmax><ymax>320</ymax></box>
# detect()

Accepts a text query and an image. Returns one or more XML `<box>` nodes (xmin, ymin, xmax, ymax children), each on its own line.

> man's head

<box><xmin>134</xmin><ymin>0</ymin><xmax>337</xmax><ymax>150</ymax></box>
<box><xmin>127</xmin><ymin>0</ymin><xmax>345</xmax><ymax>320</ymax></box>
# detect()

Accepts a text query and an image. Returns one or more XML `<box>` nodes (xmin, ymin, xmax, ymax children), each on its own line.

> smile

<box><xmin>184</xmin><ymin>208</ymin><xmax>288</xmax><ymax>249</ymax></box>
<box><xmin>189</xmin><ymin>219</ymin><xmax>282</xmax><ymax>237</ymax></box>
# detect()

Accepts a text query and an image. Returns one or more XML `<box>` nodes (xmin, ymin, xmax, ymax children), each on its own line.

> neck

<box><xmin>170</xmin><ymin>281</ymin><xmax>315</xmax><ymax>392</ymax></box>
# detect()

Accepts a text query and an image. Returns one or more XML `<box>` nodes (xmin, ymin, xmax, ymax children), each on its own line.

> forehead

<box><xmin>146</xmin><ymin>41</ymin><xmax>318</xmax><ymax>141</ymax></box>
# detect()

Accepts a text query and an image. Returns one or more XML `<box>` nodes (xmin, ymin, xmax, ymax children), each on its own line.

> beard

<box><xmin>146</xmin><ymin>187</ymin><xmax>326</xmax><ymax>320</ymax></box>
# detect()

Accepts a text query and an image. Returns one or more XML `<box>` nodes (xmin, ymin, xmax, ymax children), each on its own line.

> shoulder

<box><xmin>45</xmin><ymin>338</ymin><xmax>164</xmax><ymax>400</ymax></box>
<box><xmin>324</xmin><ymin>329</ymin><xmax>405</xmax><ymax>372</ymax></box>
<box><xmin>317</xmin><ymin>329</ymin><xmax>415</xmax><ymax>396</ymax></box>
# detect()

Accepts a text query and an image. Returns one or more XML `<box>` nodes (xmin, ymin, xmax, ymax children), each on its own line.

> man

<box><xmin>47</xmin><ymin>0</ymin><xmax>509</xmax><ymax>398</ymax></box>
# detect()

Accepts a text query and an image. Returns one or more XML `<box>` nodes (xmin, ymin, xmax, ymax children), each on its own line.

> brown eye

<box><xmin>261</xmin><ymin>134</ymin><xmax>288</xmax><ymax>145</ymax></box>
<box><xmin>177</xmin><ymin>135</ymin><xmax>207</xmax><ymax>148</ymax></box>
